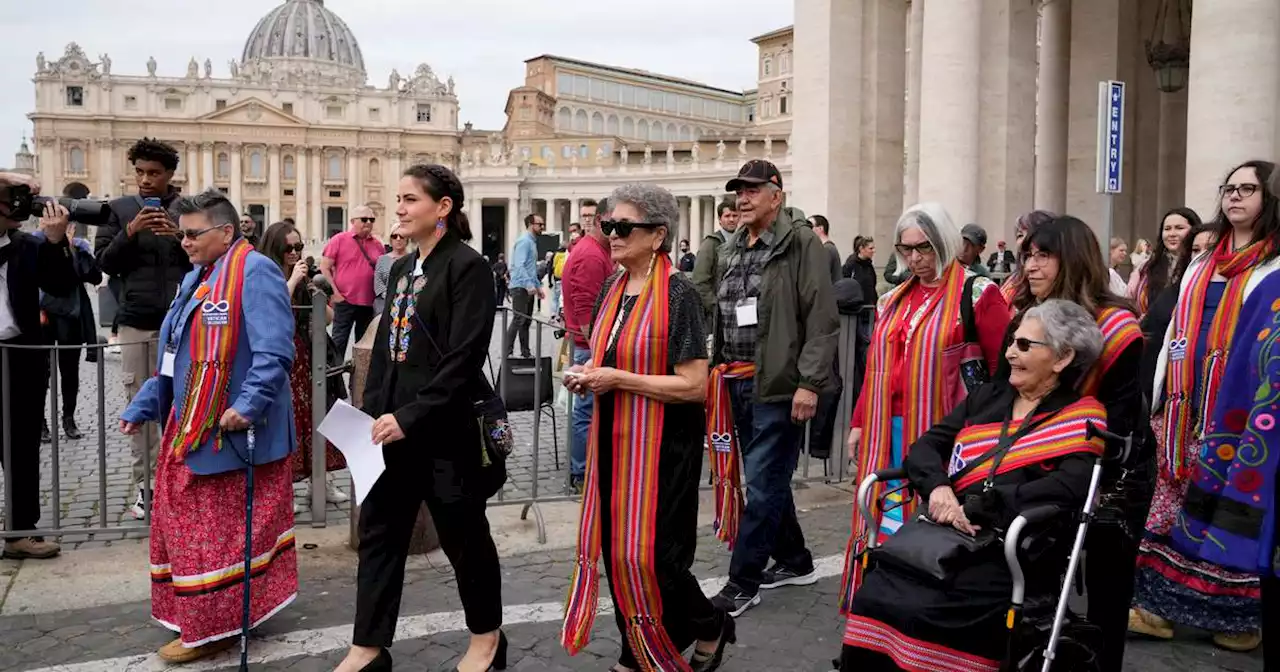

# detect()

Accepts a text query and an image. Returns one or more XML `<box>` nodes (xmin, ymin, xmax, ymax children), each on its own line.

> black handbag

<box><xmin>871</xmin><ymin>405</ymin><xmax>1059</xmax><ymax>584</ymax></box>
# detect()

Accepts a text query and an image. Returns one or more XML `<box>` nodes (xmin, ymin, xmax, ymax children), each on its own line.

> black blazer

<box><xmin>5</xmin><ymin>229</ymin><xmax>78</xmax><ymax>344</ymax></box>
<box><xmin>362</xmin><ymin>232</ymin><xmax>497</xmax><ymax>450</ymax></box>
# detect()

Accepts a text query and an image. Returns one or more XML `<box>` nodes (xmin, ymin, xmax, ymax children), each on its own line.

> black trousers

<box><xmin>0</xmin><ymin>338</ymin><xmax>45</xmax><ymax>532</ymax></box>
<box><xmin>504</xmin><ymin>288</ymin><xmax>533</xmax><ymax>357</ymax></box>
<box><xmin>1084</xmin><ymin>462</ymin><xmax>1153</xmax><ymax>672</ymax></box>
<box><xmin>352</xmin><ymin>453</ymin><xmax>503</xmax><ymax>646</ymax></box>
<box><xmin>38</xmin><ymin>319</ymin><xmax>81</xmax><ymax>419</ymax></box>
<box><xmin>332</xmin><ymin>302</ymin><xmax>374</xmax><ymax>358</ymax></box>
<box><xmin>494</xmin><ymin>281</ymin><xmax>508</xmax><ymax>308</ymax></box>
<box><xmin>1264</xmin><ymin>575</ymin><xmax>1279</xmax><ymax>672</ymax></box>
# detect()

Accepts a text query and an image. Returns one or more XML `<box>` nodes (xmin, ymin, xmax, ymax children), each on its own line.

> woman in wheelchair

<box><xmin>838</xmin><ymin>300</ymin><xmax>1107</xmax><ymax>672</ymax></box>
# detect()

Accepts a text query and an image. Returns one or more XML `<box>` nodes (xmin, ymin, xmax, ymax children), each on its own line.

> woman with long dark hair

<box><xmin>842</xmin><ymin>235</ymin><xmax>878</xmax><ymax>300</ymax></box>
<box><xmin>1000</xmin><ymin>216</ymin><xmax>1149</xmax><ymax>671</ymax></box>
<box><xmin>1137</xmin><ymin>223</ymin><xmax>1217</xmax><ymax>406</ymax></box>
<box><xmin>337</xmin><ymin>164</ymin><xmax>506</xmax><ymax>672</ymax></box>
<box><xmin>1131</xmin><ymin>159</ymin><xmax>1280</xmax><ymax>652</ymax></box>
<box><xmin>999</xmin><ymin>209</ymin><xmax>1055</xmax><ymax>304</ymax></box>
<box><xmin>1128</xmin><ymin>207</ymin><xmax>1201</xmax><ymax>316</ymax></box>
<box><xmin>259</xmin><ymin>221</ymin><xmax>347</xmax><ymax>512</ymax></box>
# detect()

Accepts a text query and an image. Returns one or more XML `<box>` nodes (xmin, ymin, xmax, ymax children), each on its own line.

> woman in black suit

<box><xmin>337</xmin><ymin>164</ymin><xmax>506</xmax><ymax>672</ymax></box>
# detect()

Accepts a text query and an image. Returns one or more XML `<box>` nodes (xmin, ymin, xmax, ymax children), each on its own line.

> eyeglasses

<box><xmin>285</xmin><ymin>242</ymin><xmax>305</xmax><ymax>253</ymax></box>
<box><xmin>176</xmin><ymin>224</ymin><xmax>226</xmax><ymax>240</ymax></box>
<box><xmin>1220</xmin><ymin>183</ymin><xmax>1260</xmax><ymax>199</ymax></box>
<box><xmin>389</xmin><ymin>234</ymin><xmax>404</xmax><ymax>241</ymax></box>
<box><xmin>357</xmin><ymin>217</ymin><xmax>376</xmax><ymax>224</ymax></box>
<box><xmin>599</xmin><ymin>219</ymin><xmax>664</xmax><ymax>238</ymax></box>
<box><xmin>1021</xmin><ymin>249</ymin><xmax>1053</xmax><ymax>266</ymax></box>
<box><xmin>1012</xmin><ymin>337</ymin><xmax>1051</xmax><ymax>352</ymax></box>
<box><xmin>894</xmin><ymin>241</ymin><xmax>934</xmax><ymax>257</ymax></box>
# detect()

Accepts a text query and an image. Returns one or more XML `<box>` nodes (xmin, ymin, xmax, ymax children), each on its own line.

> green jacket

<box><xmin>691</xmin><ymin>229</ymin><xmax>726</xmax><ymax>323</ymax></box>
<box><xmin>710</xmin><ymin>206</ymin><xmax>840</xmax><ymax>403</ymax></box>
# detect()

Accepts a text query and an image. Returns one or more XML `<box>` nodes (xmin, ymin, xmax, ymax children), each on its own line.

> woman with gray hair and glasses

<box><xmin>841</xmin><ymin>202</ymin><xmax>1011</xmax><ymax>605</ymax></box>
<box><xmin>561</xmin><ymin>183</ymin><xmax>734</xmax><ymax>671</ymax></box>
<box><xmin>838</xmin><ymin>299</ymin><xmax>1108</xmax><ymax>671</ymax></box>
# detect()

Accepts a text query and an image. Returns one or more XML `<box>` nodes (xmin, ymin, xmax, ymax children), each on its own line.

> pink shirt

<box><xmin>322</xmin><ymin>231</ymin><xmax>384</xmax><ymax>307</ymax></box>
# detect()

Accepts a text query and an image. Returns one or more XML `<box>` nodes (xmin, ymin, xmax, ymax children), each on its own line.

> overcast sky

<box><xmin>0</xmin><ymin>0</ymin><xmax>793</xmax><ymax>165</ymax></box>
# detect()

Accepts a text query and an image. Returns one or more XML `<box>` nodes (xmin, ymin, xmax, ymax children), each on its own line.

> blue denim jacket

<box><xmin>121</xmin><ymin>250</ymin><xmax>296</xmax><ymax>475</ymax></box>
<box><xmin>509</xmin><ymin>231</ymin><xmax>539</xmax><ymax>291</ymax></box>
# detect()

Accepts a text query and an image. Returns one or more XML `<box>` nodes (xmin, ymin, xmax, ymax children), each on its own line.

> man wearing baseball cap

<box><xmin>958</xmin><ymin>223</ymin><xmax>991</xmax><ymax>278</ymax></box>
<box><xmin>705</xmin><ymin>159</ymin><xmax>839</xmax><ymax>618</ymax></box>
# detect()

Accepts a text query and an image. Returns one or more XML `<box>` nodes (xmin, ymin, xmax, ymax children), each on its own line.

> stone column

<box><xmin>466</xmin><ymin>197</ymin><xmax>482</xmax><ymax>252</ymax></box>
<box><xmin>977</xmin><ymin>0</ymin><xmax>1038</xmax><ymax>240</ymax></box>
<box><xmin>917</xmin><ymin>0</ymin><xmax>982</xmax><ymax>225</ymax></box>
<box><xmin>229</xmin><ymin>143</ymin><xmax>243</xmax><ymax>210</ymax></box>
<box><xmin>904</xmin><ymin>0</ymin><xmax>925</xmax><ymax>207</ymax></box>
<box><xmin>507</xmin><ymin>197</ymin><xmax>521</xmax><ymax>256</ymax></box>
<box><xmin>96</xmin><ymin>138</ymin><xmax>115</xmax><ymax>197</ymax></box>
<box><xmin>296</xmin><ymin>148</ymin><xmax>309</xmax><ymax>234</ymax></box>
<box><xmin>1034</xmin><ymin>0</ymin><xmax>1071</xmax><ymax>214</ymax></box>
<box><xmin>689</xmin><ymin>195</ymin><xmax>704</xmax><ymax>248</ymax></box>
<box><xmin>678</xmin><ymin>197</ymin><xmax>691</xmax><ymax>248</ymax></box>
<box><xmin>36</xmin><ymin>138</ymin><xmax>56</xmax><ymax>194</ymax></box>
<box><xmin>859</xmin><ymin>0</ymin><xmax>909</xmax><ymax>255</ymax></box>
<box><xmin>186</xmin><ymin>145</ymin><xmax>200</xmax><ymax>189</ymax></box>
<box><xmin>347</xmin><ymin>150</ymin><xmax>360</xmax><ymax>213</ymax></box>
<box><xmin>1157</xmin><ymin>88</ymin><xmax>1188</xmax><ymax>215</ymax></box>
<box><xmin>571</xmin><ymin>198</ymin><xmax>582</xmax><ymax>225</ymax></box>
<box><xmin>311</xmin><ymin>150</ymin><xmax>324</xmax><ymax>242</ymax></box>
<box><xmin>1183</xmin><ymin>0</ymin><xmax>1280</xmax><ymax>217</ymax></box>
<box><xmin>268</xmin><ymin>146</ymin><xmax>281</xmax><ymax>223</ymax></box>
<box><xmin>201</xmin><ymin>143</ymin><xmax>215</xmax><ymax>190</ymax></box>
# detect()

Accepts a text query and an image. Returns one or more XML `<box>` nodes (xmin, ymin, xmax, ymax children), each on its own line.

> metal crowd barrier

<box><xmin>1</xmin><ymin>291</ymin><xmax>876</xmax><ymax>545</ymax></box>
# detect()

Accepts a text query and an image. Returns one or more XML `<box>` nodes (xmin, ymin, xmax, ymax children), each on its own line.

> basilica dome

<box><xmin>241</xmin><ymin>0</ymin><xmax>365</xmax><ymax>77</ymax></box>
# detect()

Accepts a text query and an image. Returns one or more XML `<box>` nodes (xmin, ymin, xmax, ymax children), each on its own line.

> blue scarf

<box><xmin>1171</xmin><ymin>272</ymin><xmax>1280</xmax><ymax>578</ymax></box>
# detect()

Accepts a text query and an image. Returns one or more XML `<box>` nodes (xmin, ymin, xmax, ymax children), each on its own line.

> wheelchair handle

<box><xmin>1005</xmin><ymin>504</ymin><xmax>1065</xmax><ymax>608</ymax></box>
<box><xmin>855</xmin><ymin>468</ymin><xmax>909</xmax><ymax>556</ymax></box>
<box><xmin>1085</xmin><ymin>421</ymin><xmax>1133</xmax><ymax>464</ymax></box>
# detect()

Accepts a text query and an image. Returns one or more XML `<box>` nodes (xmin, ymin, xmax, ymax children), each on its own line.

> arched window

<box><xmin>622</xmin><ymin>117</ymin><xmax>634</xmax><ymax>138</ymax></box>
<box><xmin>680</xmin><ymin>126</ymin><xmax>693</xmax><ymax>141</ymax></box>
<box><xmin>637</xmin><ymin>120</ymin><xmax>649</xmax><ymax>140</ymax></box>
<box><xmin>763</xmin><ymin>57</ymin><xmax>772</xmax><ymax>77</ymax></box>
<box><xmin>666</xmin><ymin>123</ymin><xmax>677</xmax><ymax>140</ymax></box>
<box><xmin>781</xmin><ymin>53</ymin><xmax>791</xmax><ymax>74</ymax></box>
<box><xmin>606</xmin><ymin>114</ymin><xmax>619</xmax><ymax>136</ymax></box>
<box><xmin>562</xmin><ymin>145</ymin><xmax>573</xmax><ymax>159</ymax></box>
<box><xmin>67</xmin><ymin>147</ymin><xmax>85</xmax><ymax>174</ymax></box>
<box><xmin>217</xmin><ymin>152</ymin><xmax>230</xmax><ymax>178</ymax></box>
<box><xmin>573</xmin><ymin>109</ymin><xmax>588</xmax><ymax>132</ymax></box>
<box><xmin>557</xmin><ymin>107</ymin><xmax>571</xmax><ymax>130</ymax></box>
<box><xmin>652</xmin><ymin>123</ymin><xmax>664</xmax><ymax>142</ymax></box>
<box><xmin>326</xmin><ymin>153</ymin><xmax>342</xmax><ymax>179</ymax></box>
<box><xmin>249</xmin><ymin>151</ymin><xmax>264</xmax><ymax>178</ymax></box>
<box><xmin>579</xmin><ymin>145</ymin><xmax>589</xmax><ymax>159</ymax></box>
<box><xmin>283</xmin><ymin>155</ymin><xmax>296</xmax><ymax>180</ymax></box>
<box><xmin>591</xmin><ymin>112</ymin><xmax>604</xmax><ymax>134</ymax></box>
<box><xmin>368</xmin><ymin>158</ymin><xmax>381</xmax><ymax>182</ymax></box>
<box><xmin>780</xmin><ymin>96</ymin><xmax>789</xmax><ymax>115</ymax></box>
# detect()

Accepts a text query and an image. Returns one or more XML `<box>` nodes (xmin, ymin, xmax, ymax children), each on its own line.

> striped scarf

<box><xmin>562</xmin><ymin>254</ymin><xmax>689</xmax><ymax>672</ymax></box>
<box><xmin>1078</xmin><ymin>307</ymin><xmax>1142</xmax><ymax>397</ymax></box>
<box><xmin>1000</xmin><ymin>271</ymin><xmax>1022</xmax><ymax>305</ymax></box>
<box><xmin>1162</xmin><ymin>236</ymin><xmax>1269</xmax><ymax>479</ymax></box>
<box><xmin>838</xmin><ymin>261</ymin><xmax>967</xmax><ymax>613</ymax></box>
<box><xmin>705</xmin><ymin>361</ymin><xmax>755</xmax><ymax>549</ymax></box>
<box><xmin>947</xmin><ymin>398</ymin><xmax>1107</xmax><ymax>493</ymax></box>
<box><xmin>169</xmin><ymin>238</ymin><xmax>253</xmax><ymax>459</ymax></box>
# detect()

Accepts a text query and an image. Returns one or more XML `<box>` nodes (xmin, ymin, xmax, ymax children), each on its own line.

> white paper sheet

<box><xmin>317</xmin><ymin>400</ymin><xmax>385</xmax><ymax>506</ymax></box>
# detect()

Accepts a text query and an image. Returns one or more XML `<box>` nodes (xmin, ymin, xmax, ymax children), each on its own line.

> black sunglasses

<box><xmin>176</xmin><ymin>224</ymin><xmax>226</xmax><ymax>240</ymax></box>
<box><xmin>599</xmin><ymin>219</ymin><xmax>664</xmax><ymax>238</ymax></box>
<box><xmin>389</xmin><ymin>233</ymin><xmax>404</xmax><ymax>241</ymax></box>
<box><xmin>894</xmin><ymin>241</ymin><xmax>935</xmax><ymax>257</ymax></box>
<box><xmin>1012</xmin><ymin>337</ymin><xmax>1050</xmax><ymax>353</ymax></box>
<box><xmin>357</xmin><ymin>217</ymin><xmax>376</xmax><ymax>224</ymax></box>
<box><xmin>285</xmin><ymin>242</ymin><xmax>305</xmax><ymax>253</ymax></box>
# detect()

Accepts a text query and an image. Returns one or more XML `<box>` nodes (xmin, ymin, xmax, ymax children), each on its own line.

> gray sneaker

<box><xmin>710</xmin><ymin>584</ymin><xmax>760</xmax><ymax>618</ymax></box>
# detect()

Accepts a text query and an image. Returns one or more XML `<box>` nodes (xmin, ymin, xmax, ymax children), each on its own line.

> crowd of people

<box><xmin>3</xmin><ymin>136</ymin><xmax>1280</xmax><ymax>672</ymax></box>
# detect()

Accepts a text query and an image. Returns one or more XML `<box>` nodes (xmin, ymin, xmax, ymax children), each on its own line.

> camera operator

<box><xmin>93</xmin><ymin>138</ymin><xmax>191</xmax><ymax>520</ymax></box>
<box><xmin>0</xmin><ymin>172</ymin><xmax>77</xmax><ymax>560</ymax></box>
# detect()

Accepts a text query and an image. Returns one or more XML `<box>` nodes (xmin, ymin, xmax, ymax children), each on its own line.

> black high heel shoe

<box><xmin>359</xmin><ymin>648</ymin><xmax>392</xmax><ymax>672</ymax></box>
<box><xmin>689</xmin><ymin>612</ymin><xmax>736</xmax><ymax>672</ymax></box>
<box><xmin>453</xmin><ymin>630</ymin><xmax>507</xmax><ymax>671</ymax></box>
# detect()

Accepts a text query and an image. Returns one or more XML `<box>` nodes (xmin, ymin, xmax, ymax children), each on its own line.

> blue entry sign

<box><xmin>1096</xmin><ymin>80</ymin><xmax>1125</xmax><ymax>194</ymax></box>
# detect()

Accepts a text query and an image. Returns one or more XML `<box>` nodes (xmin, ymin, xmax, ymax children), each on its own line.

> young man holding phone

<box><xmin>94</xmin><ymin>138</ymin><xmax>192</xmax><ymax>520</ymax></box>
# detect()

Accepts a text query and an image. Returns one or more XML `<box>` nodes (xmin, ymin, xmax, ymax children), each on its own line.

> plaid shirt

<box><xmin>717</xmin><ymin>227</ymin><xmax>774</xmax><ymax>362</ymax></box>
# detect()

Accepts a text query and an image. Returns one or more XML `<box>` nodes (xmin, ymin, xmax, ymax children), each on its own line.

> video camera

<box><xmin>3</xmin><ymin>183</ymin><xmax>109</xmax><ymax>225</ymax></box>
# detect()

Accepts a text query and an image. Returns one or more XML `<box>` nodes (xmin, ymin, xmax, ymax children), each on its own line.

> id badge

<box><xmin>161</xmin><ymin>349</ymin><xmax>176</xmax><ymax>377</ymax></box>
<box><xmin>735</xmin><ymin>297</ymin><xmax>758</xmax><ymax>327</ymax></box>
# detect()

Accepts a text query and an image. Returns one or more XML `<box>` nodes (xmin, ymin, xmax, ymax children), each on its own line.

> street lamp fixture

<box><xmin>1145</xmin><ymin>0</ymin><xmax>1191</xmax><ymax>93</ymax></box>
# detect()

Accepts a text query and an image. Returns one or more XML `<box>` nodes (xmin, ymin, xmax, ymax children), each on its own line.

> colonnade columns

<box><xmin>976</xmin><ymin>0</ymin><xmax>1037</xmax><ymax>241</ymax></box>
<box><xmin>917</xmin><ymin>0</ymin><xmax>981</xmax><ymax>225</ymax></box>
<box><xmin>506</xmin><ymin>197</ymin><xmax>521</xmax><ymax>258</ymax></box>
<box><xmin>96</xmin><ymin>139</ymin><xmax>115</xmax><ymax>197</ymax></box>
<box><xmin>466</xmin><ymin>198</ymin><xmax>482</xmax><ymax>252</ymax></box>
<box><xmin>792</xmin><ymin>0</ymin><xmax>904</xmax><ymax>261</ymax></box>
<box><xmin>689</xmin><ymin>196</ymin><xmax>704</xmax><ymax>248</ymax></box>
<box><xmin>678</xmin><ymin>198</ymin><xmax>691</xmax><ymax>248</ymax></box>
<box><xmin>185</xmin><ymin>144</ymin><xmax>200</xmax><ymax>189</ymax></box>
<box><xmin>571</xmin><ymin>198</ymin><xmax>582</xmax><ymax>226</ymax></box>
<box><xmin>903</xmin><ymin>0</ymin><xmax>924</xmax><ymax>208</ymax></box>
<box><xmin>268</xmin><ymin>146</ymin><xmax>281</xmax><ymax>222</ymax></box>
<box><xmin>201</xmin><ymin>143</ymin><xmax>214</xmax><ymax>190</ymax></box>
<box><xmin>228</xmin><ymin>143</ymin><xmax>243</xmax><ymax>211</ymax></box>
<box><xmin>1034</xmin><ymin>0</ymin><xmax>1071</xmax><ymax>215</ymax></box>
<box><xmin>295</xmin><ymin>148</ymin><xmax>308</xmax><ymax>233</ymax></box>
<box><xmin>347</xmin><ymin>151</ymin><xmax>360</xmax><ymax>213</ymax></box>
<box><xmin>1183</xmin><ymin>0</ymin><xmax>1280</xmax><ymax>217</ymax></box>
<box><xmin>310</xmin><ymin>150</ymin><xmax>324</xmax><ymax>242</ymax></box>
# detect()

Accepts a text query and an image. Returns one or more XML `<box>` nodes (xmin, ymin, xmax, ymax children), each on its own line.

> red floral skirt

<box><xmin>288</xmin><ymin>333</ymin><xmax>346</xmax><ymax>481</ymax></box>
<box><xmin>150</xmin><ymin>440</ymin><xmax>298</xmax><ymax>646</ymax></box>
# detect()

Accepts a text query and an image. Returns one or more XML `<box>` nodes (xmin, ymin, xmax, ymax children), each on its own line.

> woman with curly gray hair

<box><xmin>561</xmin><ymin>183</ymin><xmax>734</xmax><ymax>671</ymax></box>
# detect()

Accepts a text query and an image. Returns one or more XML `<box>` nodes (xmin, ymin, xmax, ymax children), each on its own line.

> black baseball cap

<box><xmin>726</xmin><ymin>159</ymin><xmax>783</xmax><ymax>192</ymax></box>
<box><xmin>961</xmin><ymin>224</ymin><xmax>988</xmax><ymax>247</ymax></box>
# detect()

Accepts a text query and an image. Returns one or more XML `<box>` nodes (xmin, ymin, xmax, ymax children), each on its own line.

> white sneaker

<box><xmin>326</xmin><ymin>482</ymin><xmax>349</xmax><ymax>504</ymax></box>
<box><xmin>129</xmin><ymin>487</ymin><xmax>147</xmax><ymax>520</ymax></box>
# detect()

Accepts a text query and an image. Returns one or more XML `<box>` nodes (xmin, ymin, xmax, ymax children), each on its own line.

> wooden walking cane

<box><xmin>239</xmin><ymin>427</ymin><xmax>256</xmax><ymax>672</ymax></box>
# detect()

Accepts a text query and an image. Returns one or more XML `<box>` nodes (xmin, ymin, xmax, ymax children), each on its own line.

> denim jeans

<box><xmin>726</xmin><ymin>379</ymin><xmax>814</xmax><ymax>594</ymax></box>
<box><xmin>569</xmin><ymin>344</ymin><xmax>593</xmax><ymax>478</ymax></box>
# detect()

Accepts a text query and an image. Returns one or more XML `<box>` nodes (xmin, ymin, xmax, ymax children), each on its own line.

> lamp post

<box><xmin>1145</xmin><ymin>0</ymin><xmax>1191</xmax><ymax>93</ymax></box>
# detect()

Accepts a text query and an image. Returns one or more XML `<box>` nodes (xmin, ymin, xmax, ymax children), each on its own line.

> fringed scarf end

<box><xmin>626</xmin><ymin>616</ymin><xmax>693</xmax><ymax>672</ymax></box>
<box><xmin>560</xmin><ymin>560</ymin><xmax>600</xmax><ymax>655</ymax></box>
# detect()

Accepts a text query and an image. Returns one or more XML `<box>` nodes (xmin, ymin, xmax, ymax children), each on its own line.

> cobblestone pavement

<box><xmin>0</xmin><ymin>503</ymin><xmax>1263</xmax><ymax>671</ymax></box>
